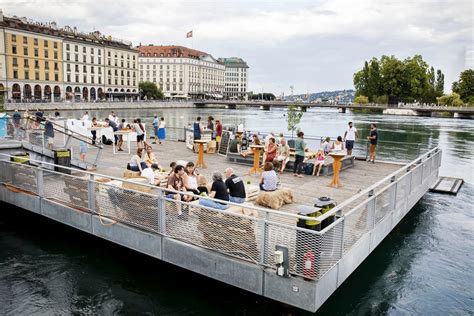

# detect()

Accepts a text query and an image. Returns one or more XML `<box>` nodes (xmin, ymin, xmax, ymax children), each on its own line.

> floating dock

<box><xmin>0</xmin><ymin>121</ymin><xmax>442</xmax><ymax>313</ymax></box>
<box><xmin>430</xmin><ymin>177</ymin><xmax>463</xmax><ymax>195</ymax></box>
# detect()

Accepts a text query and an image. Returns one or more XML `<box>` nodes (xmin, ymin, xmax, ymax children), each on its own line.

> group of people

<box><xmin>193</xmin><ymin>116</ymin><xmax>223</xmax><ymax>146</ymax></box>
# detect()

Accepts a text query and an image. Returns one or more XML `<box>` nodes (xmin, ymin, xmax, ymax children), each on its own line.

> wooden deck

<box><xmin>92</xmin><ymin>140</ymin><xmax>402</xmax><ymax>214</ymax></box>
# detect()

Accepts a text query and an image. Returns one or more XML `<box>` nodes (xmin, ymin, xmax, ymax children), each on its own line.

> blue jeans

<box><xmin>128</xmin><ymin>162</ymin><xmax>147</xmax><ymax>171</ymax></box>
<box><xmin>229</xmin><ymin>196</ymin><xmax>245</xmax><ymax>204</ymax></box>
<box><xmin>199</xmin><ymin>198</ymin><xmax>229</xmax><ymax>210</ymax></box>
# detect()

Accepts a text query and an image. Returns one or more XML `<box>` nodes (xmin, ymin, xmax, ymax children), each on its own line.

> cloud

<box><xmin>0</xmin><ymin>0</ymin><xmax>471</xmax><ymax>93</ymax></box>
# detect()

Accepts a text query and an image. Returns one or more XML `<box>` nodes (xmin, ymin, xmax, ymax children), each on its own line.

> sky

<box><xmin>0</xmin><ymin>0</ymin><xmax>472</xmax><ymax>95</ymax></box>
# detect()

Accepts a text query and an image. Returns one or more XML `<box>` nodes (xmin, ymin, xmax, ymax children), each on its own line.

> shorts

<box><xmin>345</xmin><ymin>140</ymin><xmax>354</xmax><ymax>150</ymax></box>
<box><xmin>370</xmin><ymin>144</ymin><xmax>377</xmax><ymax>153</ymax></box>
<box><xmin>136</xmin><ymin>134</ymin><xmax>144</xmax><ymax>142</ymax></box>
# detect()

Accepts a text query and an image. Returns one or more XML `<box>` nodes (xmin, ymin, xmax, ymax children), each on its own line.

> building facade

<box><xmin>138</xmin><ymin>45</ymin><xmax>224</xmax><ymax>99</ymax></box>
<box><xmin>0</xmin><ymin>11</ymin><xmax>138</xmax><ymax>103</ymax></box>
<box><xmin>217</xmin><ymin>57</ymin><xmax>249</xmax><ymax>100</ymax></box>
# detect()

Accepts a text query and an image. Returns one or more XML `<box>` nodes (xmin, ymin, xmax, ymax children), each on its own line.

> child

<box><xmin>79</xmin><ymin>140</ymin><xmax>88</xmax><ymax>161</ymax></box>
<box><xmin>313</xmin><ymin>150</ymin><xmax>325</xmax><ymax>176</ymax></box>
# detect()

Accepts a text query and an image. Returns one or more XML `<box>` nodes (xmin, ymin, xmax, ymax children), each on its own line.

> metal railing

<box><xmin>3</xmin><ymin>117</ymin><xmax>103</xmax><ymax>168</ymax></box>
<box><xmin>0</xmin><ymin>147</ymin><xmax>441</xmax><ymax>281</ymax></box>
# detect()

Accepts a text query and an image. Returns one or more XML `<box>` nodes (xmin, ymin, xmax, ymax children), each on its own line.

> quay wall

<box><xmin>3</xmin><ymin>101</ymin><xmax>202</xmax><ymax>111</ymax></box>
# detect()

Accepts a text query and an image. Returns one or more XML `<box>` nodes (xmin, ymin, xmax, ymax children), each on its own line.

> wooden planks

<box><xmin>430</xmin><ymin>177</ymin><xmax>464</xmax><ymax>195</ymax></box>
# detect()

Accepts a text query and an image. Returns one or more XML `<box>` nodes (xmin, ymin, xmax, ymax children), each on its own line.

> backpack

<box><xmin>303</xmin><ymin>163</ymin><xmax>314</xmax><ymax>175</ymax></box>
<box><xmin>102</xmin><ymin>135</ymin><xmax>113</xmax><ymax>145</ymax></box>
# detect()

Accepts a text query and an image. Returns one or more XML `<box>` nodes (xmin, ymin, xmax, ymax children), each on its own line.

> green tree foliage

<box><xmin>452</xmin><ymin>69</ymin><xmax>474</xmax><ymax>104</ymax></box>
<box><xmin>139</xmin><ymin>81</ymin><xmax>164</xmax><ymax>100</ymax></box>
<box><xmin>285</xmin><ymin>104</ymin><xmax>304</xmax><ymax>138</ymax></box>
<box><xmin>353</xmin><ymin>55</ymin><xmax>444</xmax><ymax>104</ymax></box>
<box><xmin>437</xmin><ymin>92</ymin><xmax>464</xmax><ymax>107</ymax></box>
<box><xmin>354</xmin><ymin>95</ymin><xmax>369</xmax><ymax>104</ymax></box>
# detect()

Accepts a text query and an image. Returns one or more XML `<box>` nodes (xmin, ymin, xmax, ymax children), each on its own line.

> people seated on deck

<box><xmin>197</xmin><ymin>174</ymin><xmax>209</xmax><ymax>195</ymax></box>
<box><xmin>313</xmin><ymin>150</ymin><xmax>326</xmax><ymax>176</ymax></box>
<box><xmin>264</xmin><ymin>137</ymin><xmax>277</xmax><ymax>163</ymax></box>
<box><xmin>141</xmin><ymin>165</ymin><xmax>160</xmax><ymax>185</ymax></box>
<box><xmin>166</xmin><ymin>165</ymin><xmax>193</xmax><ymax>203</ymax></box>
<box><xmin>322</xmin><ymin>137</ymin><xmax>331</xmax><ymax>155</ymax></box>
<box><xmin>274</xmin><ymin>138</ymin><xmax>290</xmax><ymax>174</ymax></box>
<box><xmin>168</xmin><ymin>162</ymin><xmax>177</xmax><ymax>176</ymax></box>
<box><xmin>225</xmin><ymin>167</ymin><xmax>246</xmax><ymax>203</ymax></box>
<box><xmin>260</xmin><ymin>162</ymin><xmax>279</xmax><ymax>191</ymax></box>
<box><xmin>142</xmin><ymin>145</ymin><xmax>161</xmax><ymax>169</ymax></box>
<box><xmin>127</xmin><ymin>148</ymin><xmax>147</xmax><ymax>172</ymax></box>
<box><xmin>332</xmin><ymin>136</ymin><xmax>344</xmax><ymax>152</ymax></box>
<box><xmin>199</xmin><ymin>172</ymin><xmax>230</xmax><ymax>210</ymax></box>
<box><xmin>183</xmin><ymin>162</ymin><xmax>202</xmax><ymax>195</ymax></box>
<box><xmin>240</xmin><ymin>134</ymin><xmax>262</xmax><ymax>157</ymax></box>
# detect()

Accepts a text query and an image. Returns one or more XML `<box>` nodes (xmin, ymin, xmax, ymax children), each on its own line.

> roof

<box><xmin>0</xmin><ymin>13</ymin><xmax>134</xmax><ymax>50</ymax></box>
<box><xmin>138</xmin><ymin>45</ymin><xmax>209</xmax><ymax>59</ymax></box>
<box><xmin>217</xmin><ymin>57</ymin><xmax>249</xmax><ymax>68</ymax></box>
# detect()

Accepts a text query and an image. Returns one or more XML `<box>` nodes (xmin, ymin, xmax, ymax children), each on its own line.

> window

<box><xmin>75</xmin><ymin>65</ymin><xmax>79</xmax><ymax>72</ymax></box>
<box><xmin>44</xmin><ymin>50</ymin><xmax>49</xmax><ymax>58</ymax></box>
<box><xmin>66</xmin><ymin>43</ymin><xmax>70</xmax><ymax>50</ymax></box>
<box><xmin>83</xmin><ymin>65</ymin><xmax>87</xmax><ymax>73</ymax></box>
<box><xmin>24</xmin><ymin>59</ymin><xmax>29</xmax><ymax>67</ymax></box>
<box><xmin>13</xmin><ymin>70</ymin><xmax>18</xmax><ymax>79</ymax></box>
<box><xmin>67</xmin><ymin>64</ymin><xmax>71</xmax><ymax>72</ymax></box>
<box><xmin>75</xmin><ymin>75</ymin><xmax>79</xmax><ymax>83</ymax></box>
<box><xmin>108</xmin><ymin>78</ymin><xmax>111</xmax><ymax>85</ymax></box>
<box><xmin>115</xmin><ymin>79</ymin><xmax>118</xmax><ymax>85</ymax></box>
<box><xmin>35</xmin><ymin>60</ymin><xmax>39</xmax><ymax>68</ymax></box>
<box><xmin>91</xmin><ymin>67</ymin><xmax>94</xmax><ymax>74</ymax></box>
<box><xmin>98</xmin><ymin>68</ymin><xmax>102</xmax><ymax>74</ymax></box>
<box><xmin>91</xmin><ymin>76</ymin><xmax>94</xmax><ymax>84</ymax></box>
<box><xmin>12</xmin><ymin>57</ymin><xmax>18</xmax><ymax>66</ymax></box>
<box><xmin>12</xmin><ymin>46</ymin><xmax>17</xmax><ymax>54</ymax></box>
<box><xmin>34</xmin><ymin>48</ymin><xmax>38</xmax><ymax>57</ymax></box>
<box><xmin>98</xmin><ymin>77</ymin><xmax>102</xmax><ymax>84</ymax></box>
<box><xmin>11</xmin><ymin>34</ymin><xmax>16</xmax><ymax>42</ymax></box>
<box><xmin>98</xmin><ymin>57</ymin><xmax>101</xmax><ymax>64</ymax></box>
<box><xmin>83</xmin><ymin>75</ymin><xmax>87</xmax><ymax>83</ymax></box>
<box><xmin>44</xmin><ymin>40</ymin><xmax>48</xmax><ymax>47</ymax></box>
<box><xmin>35</xmin><ymin>72</ymin><xmax>39</xmax><ymax>80</ymax></box>
<box><xmin>83</xmin><ymin>47</ymin><xmax>86</xmax><ymax>53</ymax></box>
<box><xmin>54</xmin><ymin>51</ymin><xmax>58</xmax><ymax>59</ymax></box>
<box><xmin>67</xmin><ymin>74</ymin><xmax>71</xmax><ymax>82</ymax></box>
<box><xmin>66</xmin><ymin>53</ymin><xmax>70</xmax><ymax>61</ymax></box>
<box><xmin>23</xmin><ymin>47</ymin><xmax>28</xmax><ymax>55</ymax></box>
<box><xmin>54</xmin><ymin>62</ymin><xmax>58</xmax><ymax>70</ymax></box>
<box><xmin>24</xmin><ymin>70</ymin><xmax>29</xmax><ymax>79</ymax></box>
<box><xmin>34</xmin><ymin>38</ymin><xmax>38</xmax><ymax>45</ymax></box>
<box><xmin>75</xmin><ymin>45</ymin><xmax>78</xmax><ymax>52</ymax></box>
<box><xmin>45</xmin><ymin>61</ymin><xmax>49</xmax><ymax>69</ymax></box>
<box><xmin>83</xmin><ymin>55</ymin><xmax>86</xmax><ymax>63</ymax></box>
<box><xmin>91</xmin><ymin>56</ymin><xmax>94</xmax><ymax>64</ymax></box>
<box><xmin>98</xmin><ymin>49</ymin><xmax>101</xmax><ymax>55</ymax></box>
<box><xmin>23</xmin><ymin>36</ymin><xmax>27</xmax><ymax>44</ymax></box>
<box><xmin>55</xmin><ymin>73</ymin><xmax>59</xmax><ymax>81</ymax></box>
<box><xmin>54</xmin><ymin>42</ymin><xmax>58</xmax><ymax>49</ymax></box>
<box><xmin>121</xmin><ymin>61</ymin><xmax>124</xmax><ymax>67</ymax></box>
<box><xmin>75</xmin><ymin>54</ymin><xmax>78</xmax><ymax>62</ymax></box>
<box><xmin>45</xmin><ymin>72</ymin><xmax>49</xmax><ymax>81</ymax></box>
<box><xmin>108</xmin><ymin>51</ymin><xmax>111</xmax><ymax>57</ymax></box>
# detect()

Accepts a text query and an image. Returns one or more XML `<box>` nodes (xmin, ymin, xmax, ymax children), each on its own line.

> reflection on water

<box><xmin>1</xmin><ymin>108</ymin><xmax>473</xmax><ymax>315</ymax></box>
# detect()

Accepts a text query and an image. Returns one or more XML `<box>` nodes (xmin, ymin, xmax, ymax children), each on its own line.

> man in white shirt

<box><xmin>82</xmin><ymin>111</ymin><xmax>89</xmax><ymax>121</ymax></box>
<box><xmin>343</xmin><ymin>121</ymin><xmax>358</xmax><ymax>156</ymax></box>
<box><xmin>108</xmin><ymin>111</ymin><xmax>118</xmax><ymax>123</ymax></box>
<box><xmin>141</xmin><ymin>165</ymin><xmax>160</xmax><ymax>185</ymax></box>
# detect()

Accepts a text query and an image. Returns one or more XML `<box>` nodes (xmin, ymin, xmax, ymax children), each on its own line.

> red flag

<box><xmin>186</xmin><ymin>30</ymin><xmax>193</xmax><ymax>38</ymax></box>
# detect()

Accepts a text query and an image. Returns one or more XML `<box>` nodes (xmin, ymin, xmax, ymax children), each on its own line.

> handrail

<box><xmin>315</xmin><ymin>146</ymin><xmax>440</xmax><ymax>222</ymax></box>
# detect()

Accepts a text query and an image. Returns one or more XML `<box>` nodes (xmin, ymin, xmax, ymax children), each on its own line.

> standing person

<box><xmin>343</xmin><ymin>121</ymin><xmax>358</xmax><ymax>156</ymax></box>
<box><xmin>215</xmin><ymin>119</ymin><xmax>223</xmax><ymax>148</ymax></box>
<box><xmin>193</xmin><ymin>116</ymin><xmax>202</xmax><ymax>140</ymax></box>
<box><xmin>158</xmin><ymin>117</ymin><xmax>166</xmax><ymax>144</ymax></box>
<box><xmin>105</xmin><ymin>118</ymin><xmax>118</xmax><ymax>145</ymax></box>
<box><xmin>134</xmin><ymin>119</ymin><xmax>145</xmax><ymax>149</ymax></box>
<box><xmin>44</xmin><ymin>119</ymin><xmax>54</xmax><ymax>149</ymax></box>
<box><xmin>199</xmin><ymin>172</ymin><xmax>229</xmax><ymax>210</ymax></box>
<box><xmin>82</xmin><ymin>111</ymin><xmax>89</xmax><ymax>121</ymax></box>
<box><xmin>116</xmin><ymin>119</ymin><xmax>126</xmax><ymax>151</ymax></box>
<box><xmin>224</xmin><ymin>168</ymin><xmax>246</xmax><ymax>203</ymax></box>
<box><xmin>90</xmin><ymin>117</ymin><xmax>98</xmax><ymax>145</ymax></box>
<box><xmin>108</xmin><ymin>111</ymin><xmax>117</xmax><ymax>123</ymax></box>
<box><xmin>79</xmin><ymin>140</ymin><xmax>88</xmax><ymax>161</ymax></box>
<box><xmin>293</xmin><ymin>131</ymin><xmax>307</xmax><ymax>178</ymax></box>
<box><xmin>367</xmin><ymin>123</ymin><xmax>378</xmax><ymax>163</ymax></box>
<box><xmin>207</xmin><ymin>116</ymin><xmax>215</xmax><ymax>139</ymax></box>
<box><xmin>152</xmin><ymin>114</ymin><xmax>159</xmax><ymax>144</ymax></box>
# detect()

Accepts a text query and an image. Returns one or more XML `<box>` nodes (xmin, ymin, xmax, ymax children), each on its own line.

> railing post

<box><xmin>158</xmin><ymin>192</ymin><xmax>167</xmax><ymax>235</ymax></box>
<box><xmin>36</xmin><ymin>167</ymin><xmax>44</xmax><ymax>196</ymax></box>
<box><xmin>88</xmin><ymin>174</ymin><xmax>96</xmax><ymax>212</ymax></box>
<box><xmin>259</xmin><ymin>212</ymin><xmax>269</xmax><ymax>265</ymax></box>
<box><xmin>390</xmin><ymin>176</ymin><xmax>397</xmax><ymax>211</ymax></box>
<box><xmin>65</xmin><ymin>133</ymin><xmax>72</xmax><ymax>148</ymax></box>
<box><xmin>93</xmin><ymin>145</ymin><xmax>103</xmax><ymax>167</ymax></box>
<box><xmin>339</xmin><ymin>217</ymin><xmax>345</xmax><ymax>257</ymax></box>
<box><xmin>367</xmin><ymin>189</ymin><xmax>376</xmax><ymax>229</ymax></box>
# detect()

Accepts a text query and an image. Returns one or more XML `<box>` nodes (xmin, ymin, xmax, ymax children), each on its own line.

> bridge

<box><xmin>194</xmin><ymin>100</ymin><xmax>474</xmax><ymax>118</ymax></box>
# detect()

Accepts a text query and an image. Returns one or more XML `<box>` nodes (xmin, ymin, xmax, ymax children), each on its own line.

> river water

<box><xmin>1</xmin><ymin>108</ymin><xmax>473</xmax><ymax>315</ymax></box>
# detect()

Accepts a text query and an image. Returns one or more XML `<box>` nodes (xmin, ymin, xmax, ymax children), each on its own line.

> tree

<box><xmin>437</xmin><ymin>92</ymin><xmax>464</xmax><ymax>107</ymax></box>
<box><xmin>452</xmin><ymin>69</ymin><xmax>474</xmax><ymax>103</ymax></box>
<box><xmin>354</xmin><ymin>95</ymin><xmax>369</xmax><ymax>104</ymax></box>
<box><xmin>435</xmin><ymin>69</ymin><xmax>444</xmax><ymax>96</ymax></box>
<box><xmin>285</xmin><ymin>104</ymin><xmax>303</xmax><ymax>138</ymax></box>
<box><xmin>139</xmin><ymin>81</ymin><xmax>164</xmax><ymax>100</ymax></box>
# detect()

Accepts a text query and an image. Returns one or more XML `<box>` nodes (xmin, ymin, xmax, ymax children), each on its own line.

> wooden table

<box><xmin>194</xmin><ymin>139</ymin><xmax>208</xmax><ymax>168</ymax></box>
<box><xmin>328</xmin><ymin>152</ymin><xmax>346</xmax><ymax>188</ymax></box>
<box><xmin>248</xmin><ymin>145</ymin><xmax>265</xmax><ymax>175</ymax></box>
<box><xmin>289</xmin><ymin>150</ymin><xmax>317</xmax><ymax>159</ymax></box>
<box><xmin>113</xmin><ymin>129</ymin><xmax>133</xmax><ymax>154</ymax></box>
